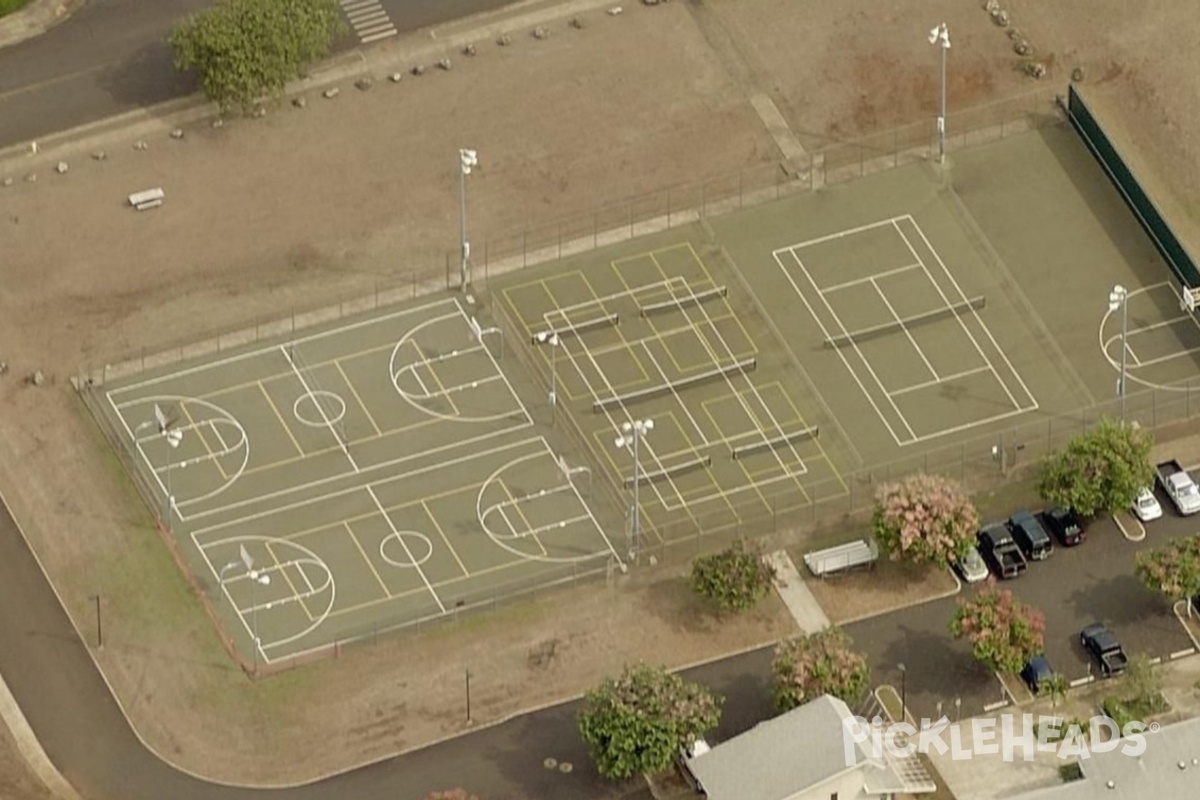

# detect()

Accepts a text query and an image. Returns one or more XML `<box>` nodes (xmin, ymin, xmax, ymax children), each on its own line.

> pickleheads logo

<box><xmin>842</xmin><ymin>714</ymin><xmax>1159</xmax><ymax>764</ymax></box>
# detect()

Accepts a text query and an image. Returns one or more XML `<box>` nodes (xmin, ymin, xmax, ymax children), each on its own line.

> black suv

<box><xmin>1009</xmin><ymin>510</ymin><xmax>1054</xmax><ymax>561</ymax></box>
<box><xmin>1042</xmin><ymin>507</ymin><xmax>1086</xmax><ymax>547</ymax></box>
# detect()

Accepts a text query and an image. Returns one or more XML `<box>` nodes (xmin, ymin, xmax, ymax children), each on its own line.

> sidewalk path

<box><xmin>765</xmin><ymin>550</ymin><xmax>831</xmax><ymax>634</ymax></box>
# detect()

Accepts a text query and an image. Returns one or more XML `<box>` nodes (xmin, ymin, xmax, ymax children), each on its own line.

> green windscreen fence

<box><xmin>1064</xmin><ymin>85</ymin><xmax>1200</xmax><ymax>291</ymax></box>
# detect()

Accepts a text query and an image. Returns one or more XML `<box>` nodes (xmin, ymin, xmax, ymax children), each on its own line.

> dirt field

<box><xmin>0</xmin><ymin>0</ymin><xmax>1197</xmax><ymax>790</ymax></box>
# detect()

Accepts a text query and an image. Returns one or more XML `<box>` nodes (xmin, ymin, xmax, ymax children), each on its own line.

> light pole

<box><xmin>898</xmin><ymin>662</ymin><xmax>907</xmax><ymax>723</ymax></box>
<box><xmin>136</xmin><ymin>405</ymin><xmax>184</xmax><ymax>531</ymax></box>
<box><xmin>458</xmin><ymin>148</ymin><xmax>478</xmax><ymax>291</ymax></box>
<box><xmin>534</xmin><ymin>331</ymin><xmax>560</xmax><ymax>426</ymax></box>
<box><xmin>615</xmin><ymin>419</ymin><xmax>654</xmax><ymax>560</ymax></box>
<box><xmin>928</xmin><ymin>23</ymin><xmax>950</xmax><ymax>164</ymax></box>
<box><xmin>1109</xmin><ymin>285</ymin><xmax>1128</xmax><ymax>421</ymax></box>
<box><xmin>250</xmin><ymin>570</ymin><xmax>271</xmax><ymax>670</ymax></box>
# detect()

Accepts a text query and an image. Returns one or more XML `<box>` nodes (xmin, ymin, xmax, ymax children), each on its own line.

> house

<box><xmin>684</xmin><ymin>694</ymin><xmax>936</xmax><ymax>800</ymax></box>
<box><xmin>1005</xmin><ymin>715</ymin><xmax>1200</xmax><ymax>800</ymax></box>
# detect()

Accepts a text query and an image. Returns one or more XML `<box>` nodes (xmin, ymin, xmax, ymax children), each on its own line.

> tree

<box><xmin>691</xmin><ymin>541</ymin><xmax>776</xmax><ymax>612</ymax></box>
<box><xmin>950</xmin><ymin>580</ymin><xmax>1045</xmax><ymax>673</ymax></box>
<box><xmin>578</xmin><ymin>663</ymin><xmax>721</xmax><ymax>780</ymax></box>
<box><xmin>872</xmin><ymin>473</ymin><xmax>979</xmax><ymax>567</ymax></box>
<box><xmin>1040</xmin><ymin>673</ymin><xmax>1068</xmax><ymax>709</ymax></box>
<box><xmin>169</xmin><ymin>0</ymin><xmax>345</xmax><ymax>114</ymax></box>
<box><xmin>772</xmin><ymin>627</ymin><xmax>870</xmax><ymax>711</ymax></box>
<box><xmin>1136</xmin><ymin>535</ymin><xmax>1200</xmax><ymax>611</ymax></box>
<box><xmin>1036</xmin><ymin>418</ymin><xmax>1154</xmax><ymax>517</ymax></box>
<box><xmin>1122</xmin><ymin>655</ymin><xmax>1164</xmax><ymax>708</ymax></box>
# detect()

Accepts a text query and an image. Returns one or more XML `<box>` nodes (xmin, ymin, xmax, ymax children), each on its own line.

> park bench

<box><xmin>803</xmin><ymin>538</ymin><xmax>878</xmax><ymax>578</ymax></box>
<box><xmin>128</xmin><ymin>187</ymin><xmax>165</xmax><ymax>211</ymax></box>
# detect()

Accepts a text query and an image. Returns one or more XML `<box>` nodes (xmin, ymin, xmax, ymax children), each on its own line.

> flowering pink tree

<box><xmin>950</xmin><ymin>580</ymin><xmax>1046</xmax><ymax>673</ymax></box>
<box><xmin>872</xmin><ymin>473</ymin><xmax>980</xmax><ymax>567</ymax></box>
<box><xmin>1136</xmin><ymin>535</ymin><xmax>1200</xmax><ymax>611</ymax></box>
<box><xmin>772</xmin><ymin>627</ymin><xmax>870</xmax><ymax>711</ymax></box>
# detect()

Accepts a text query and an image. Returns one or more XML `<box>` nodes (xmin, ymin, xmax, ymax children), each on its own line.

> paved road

<box><xmin>0</xmin><ymin>0</ymin><xmax>518</xmax><ymax>150</ymax></box>
<box><xmin>847</xmin><ymin>494</ymin><xmax>1200</xmax><ymax>724</ymax></box>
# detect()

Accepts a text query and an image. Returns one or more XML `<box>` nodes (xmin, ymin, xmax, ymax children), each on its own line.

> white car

<box><xmin>1133</xmin><ymin>488</ymin><xmax>1163</xmax><ymax>522</ymax></box>
<box><xmin>953</xmin><ymin>546</ymin><xmax>990</xmax><ymax>583</ymax></box>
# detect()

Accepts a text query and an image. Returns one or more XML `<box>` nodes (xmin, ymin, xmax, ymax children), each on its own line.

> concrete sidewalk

<box><xmin>766</xmin><ymin>550</ymin><xmax>831</xmax><ymax>634</ymax></box>
<box><xmin>0</xmin><ymin>0</ymin><xmax>83</xmax><ymax>50</ymax></box>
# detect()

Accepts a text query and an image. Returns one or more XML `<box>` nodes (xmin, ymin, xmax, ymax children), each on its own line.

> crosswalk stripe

<box><xmin>340</xmin><ymin>0</ymin><xmax>376</xmax><ymax>9</ymax></box>
<box><xmin>361</xmin><ymin>28</ymin><xmax>398</xmax><ymax>43</ymax></box>
<box><xmin>356</xmin><ymin>20</ymin><xmax>394</xmax><ymax>34</ymax></box>
<box><xmin>348</xmin><ymin>8</ymin><xmax>387</xmax><ymax>22</ymax></box>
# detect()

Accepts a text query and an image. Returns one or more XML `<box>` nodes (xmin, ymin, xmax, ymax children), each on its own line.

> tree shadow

<box><xmin>95</xmin><ymin>38</ymin><xmax>199</xmax><ymax>110</ymax></box>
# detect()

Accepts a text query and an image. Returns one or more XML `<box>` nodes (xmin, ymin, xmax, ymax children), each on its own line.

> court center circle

<box><xmin>293</xmin><ymin>391</ymin><xmax>347</xmax><ymax>427</ymax></box>
<box><xmin>380</xmin><ymin>531</ymin><xmax>434</xmax><ymax>568</ymax></box>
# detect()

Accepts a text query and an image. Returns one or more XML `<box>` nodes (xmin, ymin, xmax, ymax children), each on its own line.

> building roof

<box><xmin>686</xmin><ymin>695</ymin><xmax>908</xmax><ymax>800</ymax></box>
<box><xmin>1008</xmin><ymin>715</ymin><xmax>1200</xmax><ymax>800</ymax></box>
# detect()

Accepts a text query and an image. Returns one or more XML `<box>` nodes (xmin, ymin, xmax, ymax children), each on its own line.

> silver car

<box><xmin>954</xmin><ymin>546</ymin><xmax>990</xmax><ymax>583</ymax></box>
<box><xmin>1133</xmin><ymin>488</ymin><xmax>1163</xmax><ymax>522</ymax></box>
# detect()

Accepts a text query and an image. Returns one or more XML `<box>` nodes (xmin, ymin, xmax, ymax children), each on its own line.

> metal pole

<box><xmin>466</xmin><ymin>669</ymin><xmax>472</xmax><ymax>722</ymax></box>
<box><xmin>94</xmin><ymin>594</ymin><xmax>102</xmax><ymax>649</ymax></box>
<box><xmin>1120</xmin><ymin>294</ymin><xmax>1128</xmax><ymax>421</ymax></box>
<box><xmin>252</xmin><ymin>575</ymin><xmax>259</xmax><ymax>670</ymax></box>
<box><xmin>632</xmin><ymin>429</ymin><xmax>640</xmax><ymax>559</ymax></box>
<box><xmin>939</xmin><ymin>40</ymin><xmax>947</xmax><ymax>163</ymax></box>
<box><xmin>459</xmin><ymin>164</ymin><xmax>468</xmax><ymax>291</ymax></box>
<box><xmin>550</xmin><ymin>339</ymin><xmax>557</xmax><ymax>428</ymax></box>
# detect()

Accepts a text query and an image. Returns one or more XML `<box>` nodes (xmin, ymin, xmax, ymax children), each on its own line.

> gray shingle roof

<box><xmin>686</xmin><ymin>695</ymin><xmax>906</xmax><ymax>800</ymax></box>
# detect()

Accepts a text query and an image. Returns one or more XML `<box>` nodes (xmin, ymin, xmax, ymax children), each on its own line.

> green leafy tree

<box><xmin>772</xmin><ymin>627</ymin><xmax>870</xmax><ymax>711</ymax></box>
<box><xmin>1122</xmin><ymin>655</ymin><xmax>1164</xmax><ymax>708</ymax></box>
<box><xmin>950</xmin><ymin>580</ymin><xmax>1045</xmax><ymax>673</ymax></box>
<box><xmin>1036</xmin><ymin>418</ymin><xmax>1154</xmax><ymax>517</ymax></box>
<box><xmin>691</xmin><ymin>541</ymin><xmax>776</xmax><ymax>612</ymax></box>
<box><xmin>872</xmin><ymin>473</ymin><xmax>979</xmax><ymax>567</ymax></box>
<box><xmin>1136</xmin><ymin>535</ymin><xmax>1200</xmax><ymax>613</ymax></box>
<box><xmin>1040</xmin><ymin>673</ymin><xmax>1068</xmax><ymax>709</ymax></box>
<box><xmin>169</xmin><ymin>0</ymin><xmax>346</xmax><ymax>114</ymax></box>
<box><xmin>578</xmin><ymin>663</ymin><xmax>721</xmax><ymax>780</ymax></box>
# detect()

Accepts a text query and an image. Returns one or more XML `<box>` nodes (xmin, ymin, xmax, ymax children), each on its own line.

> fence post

<box><xmin>667</xmin><ymin>189</ymin><xmax>672</xmax><ymax>228</ymax></box>
<box><xmin>701</xmin><ymin>182</ymin><xmax>706</xmax><ymax>220</ymax></box>
<box><xmin>522</xmin><ymin>231</ymin><xmax>528</xmax><ymax>269</ymax></box>
<box><xmin>738</xmin><ymin>172</ymin><xmax>744</xmax><ymax>208</ymax></box>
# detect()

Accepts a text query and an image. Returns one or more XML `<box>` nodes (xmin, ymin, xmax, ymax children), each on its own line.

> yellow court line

<box><xmin>780</xmin><ymin>386</ymin><xmax>848</xmax><ymax>497</ymax></box>
<box><xmin>497</xmin><ymin>478</ymin><xmax>548</xmax><ymax>557</ymax></box>
<box><xmin>422</xmin><ymin>500</ymin><xmax>469</xmax><ymax>577</ymax></box>
<box><xmin>179</xmin><ymin>403</ymin><xmax>229</xmax><ymax>480</ymax></box>
<box><xmin>686</xmin><ymin>242</ymin><xmax>760</xmax><ymax>359</ymax></box>
<box><xmin>259</xmin><ymin>381</ymin><xmax>306</xmax><ymax>457</ymax></box>
<box><xmin>336</xmin><ymin>360</ymin><xmax>383</xmax><ymax>437</ymax></box>
<box><xmin>411</xmin><ymin>341</ymin><xmax>460</xmax><ymax>417</ymax></box>
<box><xmin>239</xmin><ymin>414</ymin><xmax>445</xmax><ymax>477</ymax></box>
<box><xmin>265</xmin><ymin>540</ymin><xmax>315</xmax><ymax>622</ymax></box>
<box><xmin>344</xmin><ymin>521</ymin><xmax>392</xmax><ymax>598</ymax></box>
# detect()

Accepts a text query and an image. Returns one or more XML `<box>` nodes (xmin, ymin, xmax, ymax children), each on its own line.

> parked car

<box><xmin>977</xmin><ymin>522</ymin><xmax>1027</xmax><ymax>579</ymax></box>
<box><xmin>678</xmin><ymin>737</ymin><xmax>710</xmax><ymax>792</ymax></box>
<box><xmin>1042</xmin><ymin>507</ymin><xmax>1086</xmax><ymax>547</ymax></box>
<box><xmin>1156</xmin><ymin>460</ymin><xmax>1200</xmax><ymax>515</ymax></box>
<box><xmin>1133</xmin><ymin>488</ymin><xmax>1163</xmax><ymax>522</ymax></box>
<box><xmin>1080</xmin><ymin>623</ymin><xmax>1128</xmax><ymax>677</ymax></box>
<box><xmin>1009</xmin><ymin>510</ymin><xmax>1054</xmax><ymax>560</ymax></box>
<box><xmin>953</xmin><ymin>546</ymin><xmax>990</xmax><ymax>584</ymax></box>
<box><xmin>1020</xmin><ymin>655</ymin><xmax>1056</xmax><ymax>694</ymax></box>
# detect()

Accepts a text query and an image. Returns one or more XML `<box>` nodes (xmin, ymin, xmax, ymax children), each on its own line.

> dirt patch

<box><xmin>0</xmin><ymin>722</ymin><xmax>54</xmax><ymax>800</ymax></box>
<box><xmin>802</xmin><ymin>556</ymin><xmax>960</xmax><ymax>626</ymax></box>
<box><xmin>0</xmin><ymin>0</ymin><xmax>1196</xmax><ymax>788</ymax></box>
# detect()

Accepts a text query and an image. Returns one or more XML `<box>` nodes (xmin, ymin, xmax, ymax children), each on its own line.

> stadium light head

<box><xmin>1109</xmin><ymin>285</ymin><xmax>1127</xmax><ymax>311</ymax></box>
<box><xmin>460</xmin><ymin>148</ymin><xmax>478</xmax><ymax>174</ymax></box>
<box><xmin>535</xmin><ymin>331</ymin><xmax>559</xmax><ymax>346</ymax></box>
<box><xmin>928</xmin><ymin>23</ymin><xmax>950</xmax><ymax>48</ymax></box>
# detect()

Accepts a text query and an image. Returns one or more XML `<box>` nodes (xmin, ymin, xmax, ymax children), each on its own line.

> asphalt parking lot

<box><xmin>847</xmin><ymin>490</ymin><xmax>1200</xmax><ymax>723</ymax></box>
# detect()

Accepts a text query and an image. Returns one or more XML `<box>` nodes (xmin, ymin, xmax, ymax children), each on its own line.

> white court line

<box><xmin>544</xmin><ymin>278</ymin><xmax>678</xmax><ymax>318</ymax></box>
<box><xmin>189</xmin><ymin>435</ymin><xmax>550</xmax><ymax>539</ymax></box>
<box><xmin>281</xmin><ymin>345</ymin><xmax>359</xmax><ymax>473</ymax></box>
<box><xmin>1125</xmin><ymin>340</ymin><xmax>1142</xmax><ymax>366</ymax></box>
<box><xmin>210</xmin><ymin>420</ymin><xmax>230</xmax><ymax>452</ymax></box>
<box><xmin>105</xmin><ymin>392</ymin><xmax>170</xmax><ymax>501</ymax></box>
<box><xmin>366</xmin><ymin>485</ymin><xmax>444</xmax><ymax>612</ymax></box>
<box><xmin>544</xmin><ymin>294</ymin><xmax>680</xmax><ymax>513</ymax></box>
<box><xmin>821</xmin><ymin>262</ymin><xmax>922</xmax><ymax>294</ymax></box>
<box><xmin>771</xmin><ymin>216</ymin><xmax>906</xmax><ymax>255</ymax></box>
<box><xmin>452</xmin><ymin>299</ymin><xmax>533</xmax><ymax>426</ymax></box>
<box><xmin>870</xmin><ymin>276</ymin><xmax>938</xmax><ymax>380</ymax></box>
<box><xmin>638</xmin><ymin>340</ymin><xmax>709</xmax><ymax>445</ymax></box>
<box><xmin>108</xmin><ymin>297</ymin><xmax>461</xmax><ymax>396</ymax></box>
<box><xmin>782</xmin><ymin>248</ymin><xmax>916</xmax><ymax>444</ymax></box>
<box><xmin>1117</xmin><ymin>345</ymin><xmax>1200</xmax><ymax>369</ymax></box>
<box><xmin>662</xmin><ymin>266</ymin><xmax>811</xmax><ymax>482</ymax></box>
<box><xmin>901</xmin><ymin>217</ymin><xmax>1038</xmax><ymax>411</ymax></box>
<box><xmin>887</xmin><ymin>366</ymin><xmax>993</xmax><ymax>398</ymax></box>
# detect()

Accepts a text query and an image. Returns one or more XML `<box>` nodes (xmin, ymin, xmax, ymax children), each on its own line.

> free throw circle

<box><xmin>380</xmin><ymin>531</ymin><xmax>434</xmax><ymax>568</ymax></box>
<box><xmin>293</xmin><ymin>391</ymin><xmax>347</xmax><ymax>427</ymax></box>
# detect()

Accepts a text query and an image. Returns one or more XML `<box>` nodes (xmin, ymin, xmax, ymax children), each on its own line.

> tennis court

<box><xmin>96</xmin><ymin>297</ymin><xmax>620</xmax><ymax>666</ymax></box>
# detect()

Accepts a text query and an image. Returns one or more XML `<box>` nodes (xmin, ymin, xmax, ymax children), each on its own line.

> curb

<box><xmin>0</xmin><ymin>0</ymin><xmax>84</xmax><ymax>51</ymax></box>
<box><xmin>1113</xmin><ymin>511</ymin><xmax>1145</xmax><ymax>542</ymax></box>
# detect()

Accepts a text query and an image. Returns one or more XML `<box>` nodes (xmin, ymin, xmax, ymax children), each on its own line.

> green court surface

<box><xmin>97</xmin><ymin>298</ymin><xmax>621</xmax><ymax>666</ymax></box>
<box><xmin>91</xmin><ymin>123</ymin><xmax>1200</xmax><ymax>667</ymax></box>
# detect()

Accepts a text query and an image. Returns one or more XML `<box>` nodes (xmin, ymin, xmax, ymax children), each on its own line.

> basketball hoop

<box><xmin>1185</xmin><ymin>287</ymin><xmax>1200</xmax><ymax>313</ymax></box>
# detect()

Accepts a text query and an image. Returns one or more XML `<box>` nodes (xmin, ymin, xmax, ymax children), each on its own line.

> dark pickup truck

<box><xmin>1081</xmin><ymin>623</ymin><xmax>1128</xmax><ymax>677</ymax></box>
<box><xmin>977</xmin><ymin>522</ymin><xmax>1028</xmax><ymax>579</ymax></box>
